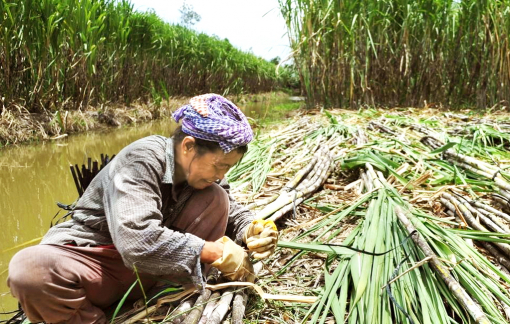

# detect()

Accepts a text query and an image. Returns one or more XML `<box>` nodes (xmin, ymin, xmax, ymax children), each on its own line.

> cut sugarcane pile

<box><xmin>119</xmin><ymin>108</ymin><xmax>510</xmax><ymax>324</ymax></box>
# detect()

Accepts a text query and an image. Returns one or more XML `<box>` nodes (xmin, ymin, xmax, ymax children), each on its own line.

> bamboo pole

<box><xmin>394</xmin><ymin>206</ymin><xmax>491</xmax><ymax>324</ymax></box>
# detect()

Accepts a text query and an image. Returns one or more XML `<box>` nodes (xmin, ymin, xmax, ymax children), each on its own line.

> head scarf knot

<box><xmin>172</xmin><ymin>93</ymin><xmax>254</xmax><ymax>153</ymax></box>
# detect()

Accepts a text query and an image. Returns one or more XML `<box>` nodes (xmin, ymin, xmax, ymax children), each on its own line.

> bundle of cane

<box><xmin>421</xmin><ymin>135</ymin><xmax>510</xmax><ymax>199</ymax></box>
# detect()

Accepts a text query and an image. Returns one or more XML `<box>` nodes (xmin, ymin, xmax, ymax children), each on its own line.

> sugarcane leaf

<box><xmin>429</xmin><ymin>142</ymin><xmax>458</xmax><ymax>155</ymax></box>
<box><xmin>110</xmin><ymin>280</ymin><xmax>137</xmax><ymax>323</ymax></box>
<box><xmin>324</xmin><ymin>110</ymin><xmax>339</xmax><ymax>125</ymax></box>
<box><xmin>430</xmin><ymin>239</ymin><xmax>456</xmax><ymax>264</ymax></box>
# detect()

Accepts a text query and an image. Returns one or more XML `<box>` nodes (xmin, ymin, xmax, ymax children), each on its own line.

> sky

<box><xmin>127</xmin><ymin>0</ymin><xmax>292</xmax><ymax>62</ymax></box>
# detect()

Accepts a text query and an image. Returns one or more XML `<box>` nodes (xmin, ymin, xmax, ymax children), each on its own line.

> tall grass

<box><xmin>0</xmin><ymin>0</ymin><xmax>287</xmax><ymax>113</ymax></box>
<box><xmin>279</xmin><ymin>0</ymin><xmax>510</xmax><ymax>109</ymax></box>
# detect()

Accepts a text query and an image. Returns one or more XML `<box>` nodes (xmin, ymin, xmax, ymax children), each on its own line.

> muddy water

<box><xmin>0</xmin><ymin>99</ymin><xmax>285</xmax><ymax>314</ymax></box>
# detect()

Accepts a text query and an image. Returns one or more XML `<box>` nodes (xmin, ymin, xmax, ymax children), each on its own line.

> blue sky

<box><xmin>128</xmin><ymin>0</ymin><xmax>291</xmax><ymax>62</ymax></box>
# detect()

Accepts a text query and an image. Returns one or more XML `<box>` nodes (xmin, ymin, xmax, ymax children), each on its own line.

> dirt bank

<box><xmin>0</xmin><ymin>92</ymin><xmax>289</xmax><ymax>148</ymax></box>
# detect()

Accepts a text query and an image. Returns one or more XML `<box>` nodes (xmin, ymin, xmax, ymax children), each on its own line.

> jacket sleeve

<box><xmin>103</xmin><ymin>146</ymin><xmax>206</xmax><ymax>289</ymax></box>
<box><xmin>219</xmin><ymin>179</ymin><xmax>255</xmax><ymax>245</ymax></box>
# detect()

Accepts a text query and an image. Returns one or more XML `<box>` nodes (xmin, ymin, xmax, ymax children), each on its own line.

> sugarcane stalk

<box><xmin>268</xmin><ymin>156</ymin><xmax>333</xmax><ymax>221</ymax></box>
<box><xmin>69</xmin><ymin>164</ymin><xmax>83</xmax><ymax>196</ymax></box>
<box><xmin>395</xmin><ymin>206</ymin><xmax>491</xmax><ymax>324</ymax></box>
<box><xmin>410</xmin><ymin>124</ymin><xmax>436</xmax><ymax>136</ymax></box>
<box><xmin>365</xmin><ymin>163</ymin><xmax>383</xmax><ymax>189</ymax></box>
<box><xmin>355</xmin><ymin>127</ymin><xmax>368</xmax><ymax>145</ymax></box>
<box><xmin>205</xmin><ymin>288</ymin><xmax>234</xmax><ymax>324</ymax></box>
<box><xmin>231</xmin><ymin>288</ymin><xmax>248</xmax><ymax>324</ymax></box>
<box><xmin>442</xmin><ymin>194</ymin><xmax>488</xmax><ymax>230</ymax></box>
<box><xmin>182</xmin><ymin>289</ymin><xmax>212</xmax><ymax>324</ymax></box>
<box><xmin>360</xmin><ymin>169</ymin><xmax>371</xmax><ymax>192</ymax></box>
<box><xmin>257</xmin><ymin>152</ymin><xmax>332</xmax><ymax>219</ymax></box>
<box><xmin>442</xmin><ymin>193</ymin><xmax>510</xmax><ymax>258</ymax></box>
<box><xmin>472</xmin><ymin>200</ymin><xmax>510</xmax><ymax>223</ymax></box>
<box><xmin>474</xmin><ymin>207</ymin><xmax>510</xmax><ymax>234</ymax></box>
<box><xmin>420</xmin><ymin>136</ymin><xmax>443</xmax><ymax>149</ymax></box>
<box><xmin>198</xmin><ymin>292</ymin><xmax>221</xmax><ymax>324</ymax></box>
<box><xmin>446</xmin><ymin>154</ymin><xmax>499</xmax><ymax>173</ymax></box>
<box><xmin>477</xmin><ymin>241</ymin><xmax>510</xmax><ymax>273</ymax></box>
<box><xmin>231</xmin><ymin>263</ymin><xmax>263</xmax><ymax>324</ymax></box>
<box><xmin>296</xmin><ymin>153</ymin><xmax>331</xmax><ymax>192</ymax></box>
<box><xmin>171</xmin><ymin>296</ymin><xmax>199</xmax><ymax>324</ymax></box>
<box><xmin>268</xmin><ymin>196</ymin><xmax>305</xmax><ymax>222</ymax></box>
<box><xmin>455</xmin><ymin>196</ymin><xmax>509</xmax><ymax>233</ymax></box>
<box><xmin>449</xmin><ymin>160</ymin><xmax>510</xmax><ymax>192</ymax></box>
<box><xmin>268</xmin><ymin>168</ymin><xmax>327</xmax><ymax>221</ymax></box>
<box><xmin>284</xmin><ymin>156</ymin><xmax>318</xmax><ymax>190</ymax></box>
<box><xmin>246</xmin><ymin>194</ymin><xmax>279</xmax><ymax>210</ymax></box>
<box><xmin>369</xmin><ymin>121</ymin><xmax>398</xmax><ymax>136</ymax></box>
<box><xmin>295</xmin><ymin>151</ymin><xmax>329</xmax><ymax>191</ymax></box>
<box><xmin>499</xmin><ymin>189</ymin><xmax>510</xmax><ymax>201</ymax></box>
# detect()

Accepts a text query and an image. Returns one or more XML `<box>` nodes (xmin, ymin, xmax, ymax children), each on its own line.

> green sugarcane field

<box><xmin>1</xmin><ymin>0</ymin><xmax>510</xmax><ymax>323</ymax></box>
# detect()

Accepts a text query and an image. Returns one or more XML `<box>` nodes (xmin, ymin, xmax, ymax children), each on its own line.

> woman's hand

<box><xmin>200</xmin><ymin>241</ymin><xmax>224</xmax><ymax>263</ymax></box>
<box><xmin>243</xmin><ymin>219</ymin><xmax>279</xmax><ymax>259</ymax></box>
<box><xmin>210</xmin><ymin>236</ymin><xmax>255</xmax><ymax>282</ymax></box>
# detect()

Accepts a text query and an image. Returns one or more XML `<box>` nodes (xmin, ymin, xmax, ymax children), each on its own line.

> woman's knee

<box><xmin>8</xmin><ymin>245</ymin><xmax>59</xmax><ymax>293</ymax></box>
<box><xmin>198</xmin><ymin>183</ymin><xmax>229</xmax><ymax>213</ymax></box>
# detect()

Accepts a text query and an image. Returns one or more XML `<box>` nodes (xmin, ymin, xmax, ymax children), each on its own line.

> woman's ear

<box><xmin>181</xmin><ymin>136</ymin><xmax>195</xmax><ymax>154</ymax></box>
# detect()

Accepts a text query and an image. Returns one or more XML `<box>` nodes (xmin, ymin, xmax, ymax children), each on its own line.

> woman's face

<box><xmin>184</xmin><ymin>147</ymin><xmax>243</xmax><ymax>189</ymax></box>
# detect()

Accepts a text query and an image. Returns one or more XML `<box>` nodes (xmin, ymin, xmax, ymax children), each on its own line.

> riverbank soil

<box><xmin>0</xmin><ymin>92</ymin><xmax>290</xmax><ymax>147</ymax></box>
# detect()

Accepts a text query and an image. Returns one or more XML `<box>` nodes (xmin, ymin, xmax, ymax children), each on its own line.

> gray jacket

<box><xmin>42</xmin><ymin>135</ymin><xmax>254</xmax><ymax>288</ymax></box>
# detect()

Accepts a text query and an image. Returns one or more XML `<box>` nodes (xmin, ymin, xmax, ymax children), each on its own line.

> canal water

<box><xmin>0</xmin><ymin>98</ymin><xmax>289</xmax><ymax>315</ymax></box>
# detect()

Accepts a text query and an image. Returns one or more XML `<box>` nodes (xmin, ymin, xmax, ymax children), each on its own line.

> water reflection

<box><xmin>0</xmin><ymin>99</ymin><xmax>283</xmax><ymax>314</ymax></box>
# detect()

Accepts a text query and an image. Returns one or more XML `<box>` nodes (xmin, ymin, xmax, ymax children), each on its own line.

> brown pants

<box><xmin>7</xmin><ymin>184</ymin><xmax>229</xmax><ymax>324</ymax></box>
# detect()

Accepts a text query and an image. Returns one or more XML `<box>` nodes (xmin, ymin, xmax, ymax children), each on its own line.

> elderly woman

<box><xmin>7</xmin><ymin>94</ymin><xmax>278</xmax><ymax>324</ymax></box>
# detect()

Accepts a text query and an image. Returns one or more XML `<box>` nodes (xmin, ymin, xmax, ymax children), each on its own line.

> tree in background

<box><xmin>179</xmin><ymin>1</ymin><xmax>201</xmax><ymax>27</ymax></box>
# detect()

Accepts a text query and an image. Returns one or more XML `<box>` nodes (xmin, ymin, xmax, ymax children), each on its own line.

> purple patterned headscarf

<box><xmin>172</xmin><ymin>93</ymin><xmax>254</xmax><ymax>153</ymax></box>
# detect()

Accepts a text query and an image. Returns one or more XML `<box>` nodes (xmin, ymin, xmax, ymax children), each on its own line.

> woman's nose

<box><xmin>215</xmin><ymin>170</ymin><xmax>227</xmax><ymax>180</ymax></box>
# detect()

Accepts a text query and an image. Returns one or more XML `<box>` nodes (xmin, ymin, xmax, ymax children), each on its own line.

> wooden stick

<box><xmin>69</xmin><ymin>164</ymin><xmax>83</xmax><ymax>196</ymax></box>
<box><xmin>380</xmin><ymin>256</ymin><xmax>433</xmax><ymax>290</ymax></box>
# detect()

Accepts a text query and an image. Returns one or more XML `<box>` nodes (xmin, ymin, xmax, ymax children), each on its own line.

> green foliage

<box><xmin>279</xmin><ymin>0</ymin><xmax>510</xmax><ymax>108</ymax></box>
<box><xmin>0</xmin><ymin>0</ymin><xmax>291</xmax><ymax>113</ymax></box>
